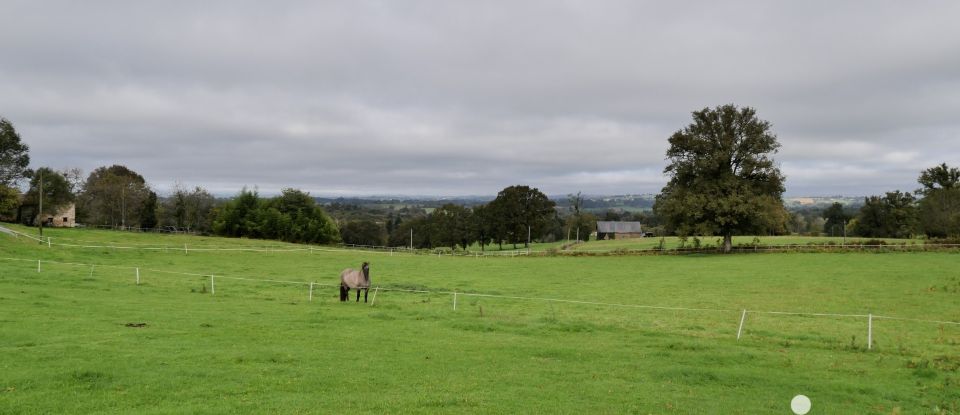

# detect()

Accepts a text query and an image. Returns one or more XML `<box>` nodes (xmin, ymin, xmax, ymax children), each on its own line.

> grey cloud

<box><xmin>1</xmin><ymin>1</ymin><xmax>959</xmax><ymax>197</ymax></box>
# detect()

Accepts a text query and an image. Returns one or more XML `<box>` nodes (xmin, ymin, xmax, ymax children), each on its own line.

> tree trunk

<box><xmin>723</xmin><ymin>234</ymin><xmax>733</xmax><ymax>253</ymax></box>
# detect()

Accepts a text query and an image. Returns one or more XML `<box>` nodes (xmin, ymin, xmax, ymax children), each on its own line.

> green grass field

<box><xmin>2</xmin><ymin>225</ymin><xmax>959</xmax><ymax>413</ymax></box>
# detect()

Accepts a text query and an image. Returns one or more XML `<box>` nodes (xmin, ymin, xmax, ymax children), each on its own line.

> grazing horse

<box><xmin>340</xmin><ymin>262</ymin><xmax>371</xmax><ymax>302</ymax></box>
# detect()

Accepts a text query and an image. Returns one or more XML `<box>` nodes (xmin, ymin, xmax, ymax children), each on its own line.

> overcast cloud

<box><xmin>2</xmin><ymin>1</ymin><xmax>959</xmax><ymax>197</ymax></box>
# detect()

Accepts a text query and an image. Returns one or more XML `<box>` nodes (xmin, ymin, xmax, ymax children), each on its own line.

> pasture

<box><xmin>1</xmin><ymin>225</ymin><xmax>959</xmax><ymax>413</ymax></box>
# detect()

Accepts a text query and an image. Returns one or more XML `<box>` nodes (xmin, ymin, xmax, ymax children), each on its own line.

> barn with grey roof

<box><xmin>596</xmin><ymin>221</ymin><xmax>644</xmax><ymax>239</ymax></box>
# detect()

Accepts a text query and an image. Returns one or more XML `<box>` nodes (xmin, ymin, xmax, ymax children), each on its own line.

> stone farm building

<box><xmin>596</xmin><ymin>221</ymin><xmax>644</xmax><ymax>239</ymax></box>
<box><xmin>41</xmin><ymin>203</ymin><xmax>76</xmax><ymax>227</ymax></box>
<box><xmin>17</xmin><ymin>202</ymin><xmax>76</xmax><ymax>227</ymax></box>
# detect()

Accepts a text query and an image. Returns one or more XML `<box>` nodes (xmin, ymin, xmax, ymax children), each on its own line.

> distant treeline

<box><xmin>2</xmin><ymin>113</ymin><xmax>958</xmax><ymax>246</ymax></box>
<box><xmin>314</xmin><ymin>194</ymin><xmax>656</xmax><ymax>212</ymax></box>
<box><xmin>213</xmin><ymin>188</ymin><xmax>339</xmax><ymax>244</ymax></box>
<box><xmin>4</xmin><ymin>163</ymin><xmax>958</xmax><ymax>248</ymax></box>
<box><xmin>4</xmin><ymin>162</ymin><xmax>958</xmax><ymax>248</ymax></box>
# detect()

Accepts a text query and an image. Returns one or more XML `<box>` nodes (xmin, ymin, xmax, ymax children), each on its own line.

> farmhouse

<box><xmin>596</xmin><ymin>221</ymin><xmax>644</xmax><ymax>239</ymax></box>
<box><xmin>41</xmin><ymin>203</ymin><xmax>76</xmax><ymax>227</ymax></box>
<box><xmin>17</xmin><ymin>202</ymin><xmax>76</xmax><ymax>227</ymax></box>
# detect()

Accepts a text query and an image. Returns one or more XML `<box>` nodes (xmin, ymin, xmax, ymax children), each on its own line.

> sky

<box><xmin>1</xmin><ymin>1</ymin><xmax>959</xmax><ymax>197</ymax></box>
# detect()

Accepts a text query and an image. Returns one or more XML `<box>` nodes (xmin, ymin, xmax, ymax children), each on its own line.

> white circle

<box><xmin>791</xmin><ymin>395</ymin><xmax>811</xmax><ymax>414</ymax></box>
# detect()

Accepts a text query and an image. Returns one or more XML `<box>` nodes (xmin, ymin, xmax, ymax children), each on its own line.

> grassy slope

<box><xmin>1</xmin><ymin>225</ymin><xmax>959</xmax><ymax>413</ymax></box>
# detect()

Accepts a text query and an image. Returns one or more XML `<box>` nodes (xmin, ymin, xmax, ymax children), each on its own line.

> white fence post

<box><xmin>37</xmin><ymin>259</ymin><xmax>40</xmax><ymax>273</ymax></box>
<box><xmin>370</xmin><ymin>286</ymin><xmax>379</xmax><ymax>306</ymax></box>
<box><xmin>737</xmin><ymin>309</ymin><xmax>747</xmax><ymax>340</ymax></box>
<box><xmin>309</xmin><ymin>282</ymin><xmax>314</xmax><ymax>302</ymax></box>
<box><xmin>867</xmin><ymin>313</ymin><xmax>873</xmax><ymax>350</ymax></box>
<box><xmin>89</xmin><ymin>264</ymin><xmax>95</xmax><ymax>278</ymax></box>
<box><xmin>184</xmin><ymin>243</ymin><xmax>188</xmax><ymax>254</ymax></box>
<box><xmin>453</xmin><ymin>291</ymin><xmax>458</xmax><ymax>310</ymax></box>
<box><xmin>47</xmin><ymin>237</ymin><xmax>51</xmax><ymax>248</ymax></box>
<box><xmin>136</xmin><ymin>267</ymin><xmax>140</xmax><ymax>285</ymax></box>
<box><xmin>210</xmin><ymin>275</ymin><xmax>215</xmax><ymax>295</ymax></box>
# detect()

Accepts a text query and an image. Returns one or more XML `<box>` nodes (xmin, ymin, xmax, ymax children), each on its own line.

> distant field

<box><xmin>1</xmin><ymin>225</ymin><xmax>958</xmax><ymax>413</ymax></box>
<box><xmin>404</xmin><ymin>234</ymin><xmax>919</xmax><ymax>255</ymax></box>
<box><xmin>567</xmin><ymin>235</ymin><xmax>922</xmax><ymax>252</ymax></box>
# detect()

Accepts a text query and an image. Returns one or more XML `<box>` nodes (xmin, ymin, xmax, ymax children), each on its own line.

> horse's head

<box><xmin>361</xmin><ymin>262</ymin><xmax>370</xmax><ymax>280</ymax></box>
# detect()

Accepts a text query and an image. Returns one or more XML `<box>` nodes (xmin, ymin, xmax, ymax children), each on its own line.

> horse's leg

<box><xmin>356</xmin><ymin>288</ymin><xmax>361</xmax><ymax>302</ymax></box>
<box><xmin>340</xmin><ymin>286</ymin><xmax>347</xmax><ymax>302</ymax></box>
<box><xmin>364</xmin><ymin>288</ymin><xmax>368</xmax><ymax>303</ymax></box>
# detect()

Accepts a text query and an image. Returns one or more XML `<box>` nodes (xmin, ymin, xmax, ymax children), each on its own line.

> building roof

<box><xmin>596</xmin><ymin>221</ymin><xmax>642</xmax><ymax>233</ymax></box>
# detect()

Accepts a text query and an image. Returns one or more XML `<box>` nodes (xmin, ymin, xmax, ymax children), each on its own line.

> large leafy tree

<box><xmin>822</xmin><ymin>202</ymin><xmax>853</xmax><ymax>236</ymax></box>
<box><xmin>212</xmin><ymin>188</ymin><xmax>262</xmax><ymax>237</ymax></box>
<box><xmin>0</xmin><ymin>185</ymin><xmax>18</xmax><ymax>220</ymax></box>
<box><xmin>340</xmin><ymin>220</ymin><xmax>387</xmax><ymax>246</ymax></box>
<box><xmin>918</xmin><ymin>163</ymin><xmax>960</xmax><ymax>192</ymax></box>
<box><xmin>487</xmin><ymin>185</ymin><xmax>556</xmax><ymax>248</ymax></box>
<box><xmin>654</xmin><ymin>104</ymin><xmax>787</xmax><ymax>252</ymax></box>
<box><xmin>162</xmin><ymin>185</ymin><xmax>217</xmax><ymax>233</ymax></box>
<box><xmin>854</xmin><ymin>191</ymin><xmax>918</xmax><ymax>238</ymax></box>
<box><xmin>267</xmin><ymin>188</ymin><xmax>339</xmax><ymax>243</ymax></box>
<box><xmin>387</xmin><ymin>216</ymin><xmax>431</xmax><ymax>248</ymax></box>
<box><xmin>0</xmin><ymin>117</ymin><xmax>32</xmax><ymax>187</ymax></box>
<box><xmin>1</xmin><ymin>117</ymin><xmax>32</xmax><ymax>214</ymax></box>
<box><xmin>430</xmin><ymin>203</ymin><xmax>475</xmax><ymax>250</ymax></box>
<box><xmin>187</xmin><ymin>187</ymin><xmax>217</xmax><ymax>233</ymax></box>
<box><xmin>212</xmin><ymin>188</ymin><xmax>339</xmax><ymax>244</ymax></box>
<box><xmin>471</xmin><ymin>204</ymin><xmax>494</xmax><ymax>251</ymax></box>
<box><xmin>140</xmin><ymin>191</ymin><xmax>159</xmax><ymax>229</ymax></box>
<box><xmin>918</xmin><ymin>191</ymin><xmax>960</xmax><ymax>238</ymax></box>
<box><xmin>480</xmin><ymin>199</ymin><xmax>509</xmax><ymax>250</ymax></box>
<box><xmin>916</xmin><ymin>163</ymin><xmax>960</xmax><ymax>238</ymax></box>
<box><xmin>78</xmin><ymin>165</ymin><xmax>153</xmax><ymax>227</ymax></box>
